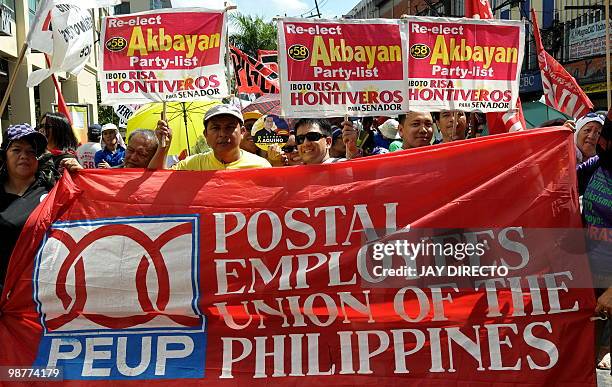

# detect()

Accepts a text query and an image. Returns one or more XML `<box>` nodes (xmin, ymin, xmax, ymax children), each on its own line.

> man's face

<box><xmin>264</xmin><ymin>116</ymin><xmax>275</xmax><ymax>130</ymax></box>
<box><xmin>240</xmin><ymin>129</ymin><xmax>259</xmax><ymax>154</ymax></box>
<box><xmin>330</xmin><ymin>136</ymin><xmax>346</xmax><ymax>158</ymax></box>
<box><xmin>296</xmin><ymin>123</ymin><xmax>331</xmax><ymax>165</ymax></box>
<box><xmin>399</xmin><ymin>112</ymin><xmax>433</xmax><ymax>149</ymax></box>
<box><xmin>437</xmin><ymin>110</ymin><xmax>467</xmax><ymax>142</ymax></box>
<box><xmin>124</xmin><ymin>134</ymin><xmax>157</xmax><ymax>168</ymax></box>
<box><xmin>205</xmin><ymin>115</ymin><xmax>244</xmax><ymax>155</ymax></box>
<box><xmin>244</xmin><ymin>118</ymin><xmax>257</xmax><ymax>133</ymax></box>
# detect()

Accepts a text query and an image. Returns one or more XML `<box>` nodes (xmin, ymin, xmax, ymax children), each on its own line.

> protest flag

<box><xmin>257</xmin><ymin>49</ymin><xmax>279</xmax><ymax>73</ymax></box>
<box><xmin>230</xmin><ymin>46</ymin><xmax>280</xmax><ymax>94</ymax></box>
<box><xmin>531</xmin><ymin>8</ymin><xmax>593</xmax><ymax>118</ymax></box>
<box><xmin>0</xmin><ymin>0</ymin><xmax>120</xmax><ymax>120</ymax></box>
<box><xmin>464</xmin><ymin>0</ymin><xmax>526</xmax><ymax>133</ymax></box>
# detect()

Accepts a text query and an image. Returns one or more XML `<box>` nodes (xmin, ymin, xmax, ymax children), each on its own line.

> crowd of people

<box><xmin>0</xmin><ymin>103</ymin><xmax>610</xmax><ymax>371</ymax></box>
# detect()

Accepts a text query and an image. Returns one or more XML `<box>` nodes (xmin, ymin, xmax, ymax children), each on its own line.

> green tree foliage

<box><xmin>96</xmin><ymin>82</ymin><xmax>116</xmax><ymax>126</ymax></box>
<box><xmin>229</xmin><ymin>13</ymin><xmax>277</xmax><ymax>58</ymax></box>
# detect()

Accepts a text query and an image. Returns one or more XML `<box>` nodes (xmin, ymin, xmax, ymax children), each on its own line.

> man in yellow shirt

<box><xmin>148</xmin><ymin>104</ymin><xmax>271</xmax><ymax>170</ymax></box>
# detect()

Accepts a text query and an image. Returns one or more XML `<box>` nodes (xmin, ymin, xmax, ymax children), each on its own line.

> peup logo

<box><xmin>32</xmin><ymin>215</ymin><xmax>205</xmax><ymax>380</ymax></box>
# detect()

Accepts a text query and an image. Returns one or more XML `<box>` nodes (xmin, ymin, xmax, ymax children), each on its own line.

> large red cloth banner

<box><xmin>531</xmin><ymin>9</ymin><xmax>593</xmax><ymax>118</ymax></box>
<box><xmin>0</xmin><ymin>128</ymin><xmax>596</xmax><ymax>385</ymax></box>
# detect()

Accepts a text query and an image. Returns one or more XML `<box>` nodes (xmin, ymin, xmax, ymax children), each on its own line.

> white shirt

<box><xmin>76</xmin><ymin>142</ymin><xmax>102</xmax><ymax>169</ymax></box>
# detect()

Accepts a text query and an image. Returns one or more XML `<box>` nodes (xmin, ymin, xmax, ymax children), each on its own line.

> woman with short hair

<box><xmin>0</xmin><ymin>124</ymin><xmax>53</xmax><ymax>289</ymax></box>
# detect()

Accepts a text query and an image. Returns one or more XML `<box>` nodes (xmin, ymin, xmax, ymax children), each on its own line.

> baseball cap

<box><xmin>1</xmin><ymin>123</ymin><xmax>48</xmax><ymax>157</ymax></box>
<box><xmin>205</xmin><ymin>104</ymin><xmax>244</xmax><ymax>126</ymax></box>
<box><xmin>101</xmin><ymin>123</ymin><xmax>118</xmax><ymax>133</ymax></box>
<box><xmin>242</xmin><ymin>111</ymin><xmax>263</xmax><ymax>122</ymax></box>
<box><xmin>332</xmin><ymin>126</ymin><xmax>342</xmax><ymax>142</ymax></box>
<box><xmin>88</xmin><ymin>124</ymin><xmax>102</xmax><ymax>137</ymax></box>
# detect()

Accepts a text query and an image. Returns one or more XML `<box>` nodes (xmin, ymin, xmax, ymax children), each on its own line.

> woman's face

<box><xmin>37</xmin><ymin>117</ymin><xmax>53</xmax><ymax>150</ymax></box>
<box><xmin>102</xmin><ymin>130</ymin><xmax>117</xmax><ymax>148</ymax></box>
<box><xmin>5</xmin><ymin>140</ymin><xmax>38</xmax><ymax>180</ymax></box>
<box><xmin>577</xmin><ymin>122</ymin><xmax>602</xmax><ymax>158</ymax></box>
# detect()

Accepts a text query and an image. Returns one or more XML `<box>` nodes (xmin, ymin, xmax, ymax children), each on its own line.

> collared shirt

<box><xmin>172</xmin><ymin>150</ymin><xmax>271</xmax><ymax>171</ymax></box>
<box><xmin>94</xmin><ymin>147</ymin><xmax>125</xmax><ymax>167</ymax></box>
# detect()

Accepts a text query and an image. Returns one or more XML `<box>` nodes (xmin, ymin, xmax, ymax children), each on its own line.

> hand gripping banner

<box><xmin>99</xmin><ymin>8</ymin><xmax>228</xmax><ymax>105</ymax></box>
<box><xmin>0</xmin><ymin>128</ymin><xmax>597</xmax><ymax>386</ymax></box>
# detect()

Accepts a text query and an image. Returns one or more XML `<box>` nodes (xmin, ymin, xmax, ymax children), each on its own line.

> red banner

<box><xmin>99</xmin><ymin>8</ymin><xmax>228</xmax><ymax>105</ymax></box>
<box><xmin>0</xmin><ymin>128</ymin><xmax>596</xmax><ymax>385</ymax></box>
<box><xmin>278</xmin><ymin>18</ymin><xmax>407</xmax><ymax>117</ymax></box>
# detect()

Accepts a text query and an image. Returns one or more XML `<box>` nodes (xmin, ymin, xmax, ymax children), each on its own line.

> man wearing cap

<box><xmin>76</xmin><ymin>124</ymin><xmax>102</xmax><ymax>168</ymax></box>
<box><xmin>329</xmin><ymin>126</ymin><xmax>346</xmax><ymax>158</ymax></box>
<box><xmin>240</xmin><ymin>111</ymin><xmax>264</xmax><ymax>156</ymax></box>
<box><xmin>148</xmin><ymin>104</ymin><xmax>271</xmax><ymax>170</ymax></box>
<box><xmin>0</xmin><ymin>124</ymin><xmax>53</xmax><ymax>289</ymax></box>
<box><xmin>94</xmin><ymin>123</ymin><xmax>126</xmax><ymax>168</ymax></box>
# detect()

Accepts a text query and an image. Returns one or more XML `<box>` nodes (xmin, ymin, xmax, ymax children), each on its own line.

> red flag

<box><xmin>230</xmin><ymin>46</ymin><xmax>280</xmax><ymax>94</ymax></box>
<box><xmin>44</xmin><ymin>54</ymin><xmax>73</xmax><ymax>126</ymax></box>
<box><xmin>465</xmin><ymin>0</ymin><xmax>526</xmax><ymax>133</ymax></box>
<box><xmin>464</xmin><ymin>0</ymin><xmax>493</xmax><ymax>19</ymax></box>
<box><xmin>257</xmin><ymin>49</ymin><xmax>279</xmax><ymax>73</ymax></box>
<box><xmin>531</xmin><ymin>8</ymin><xmax>593</xmax><ymax>118</ymax></box>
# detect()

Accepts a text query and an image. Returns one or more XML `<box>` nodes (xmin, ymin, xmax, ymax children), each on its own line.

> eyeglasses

<box><xmin>282</xmin><ymin>145</ymin><xmax>297</xmax><ymax>153</ymax></box>
<box><xmin>295</xmin><ymin>132</ymin><xmax>326</xmax><ymax>145</ymax></box>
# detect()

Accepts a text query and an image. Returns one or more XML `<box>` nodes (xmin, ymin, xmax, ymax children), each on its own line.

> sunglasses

<box><xmin>282</xmin><ymin>145</ymin><xmax>297</xmax><ymax>153</ymax></box>
<box><xmin>295</xmin><ymin>132</ymin><xmax>327</xmax><ymax>145</ymax></box>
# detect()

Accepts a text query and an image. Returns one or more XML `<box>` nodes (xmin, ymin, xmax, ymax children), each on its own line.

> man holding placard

<box><xmin>148</xmin><ymin>104</ymin><xmax>271</xmax><ymax>171</ymax></box>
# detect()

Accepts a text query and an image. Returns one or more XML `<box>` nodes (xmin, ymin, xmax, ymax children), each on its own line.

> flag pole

<box><xmin>606</xmin><ymin>0</ymin><xmax>611</xmax><ymax>108</ymax></box>
<box><xmin>0</xmin><ymin>43</ymin><xmax>29</xmax><ymax>124</ymax></box>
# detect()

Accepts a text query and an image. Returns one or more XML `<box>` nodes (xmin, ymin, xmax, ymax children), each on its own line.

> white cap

<box><xmin>204</xmin><ymin>104</ymin><xmax>243</xmax><ymax>125</ymax></box>
<box><xmin>575</xmin><ymin>113</ymin><xmax>604</xmax><ymax>133</ymax></box>
<box><xmin>379</xmin><ymin>119</ymin><xmax>400</xmax><ymax>140</ymax></box>
<box><xmin>101</xmin><ymin>123</ymin><xmax>118</xmax><ymax>132</ymax></box>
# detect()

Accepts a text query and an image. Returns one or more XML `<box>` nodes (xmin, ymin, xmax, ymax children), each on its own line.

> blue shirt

<box><xmin>94</xmin><ymin>147</ymin><xmax>125</xmax><ymax>167</ymax></box>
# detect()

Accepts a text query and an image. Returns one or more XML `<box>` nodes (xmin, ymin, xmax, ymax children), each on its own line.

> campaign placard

<box><xmin>278</xmin><ymin>18</ymin><xmax>408</xmax><ymax>118</ymax></box>
<box><xmin>99</xmin><ymin>8</ymin><xmax>228</xmax><ymax>105</ymax></box>
<box><xmin>405</xmin><ymin>17</ymin><xmax>525</xmax><ymax>112</ymax></box>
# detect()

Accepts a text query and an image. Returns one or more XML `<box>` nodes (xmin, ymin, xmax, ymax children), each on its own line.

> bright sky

<box><xmin>171</xmin><ymin>0</ymin><xmax>356</xmax><ymax>20</ymax></box>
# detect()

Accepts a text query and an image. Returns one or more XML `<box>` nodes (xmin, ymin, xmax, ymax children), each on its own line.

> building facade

<box><xmin>0</xmin><ymin>0</ymin><xmax>106</xmax><ymax>135</ymax></box>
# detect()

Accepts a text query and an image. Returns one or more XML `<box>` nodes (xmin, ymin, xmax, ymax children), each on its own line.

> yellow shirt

<box><xmin>172</xmin><ymin>150</ymin><xmax>271</xmax><ymax>171</ymax></box>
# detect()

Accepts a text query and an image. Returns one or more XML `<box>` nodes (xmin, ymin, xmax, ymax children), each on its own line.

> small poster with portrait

<box><xmin>251</xmin><ymin>114</ymin><xmax>291</xmax><ymax>151</ymax></box>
